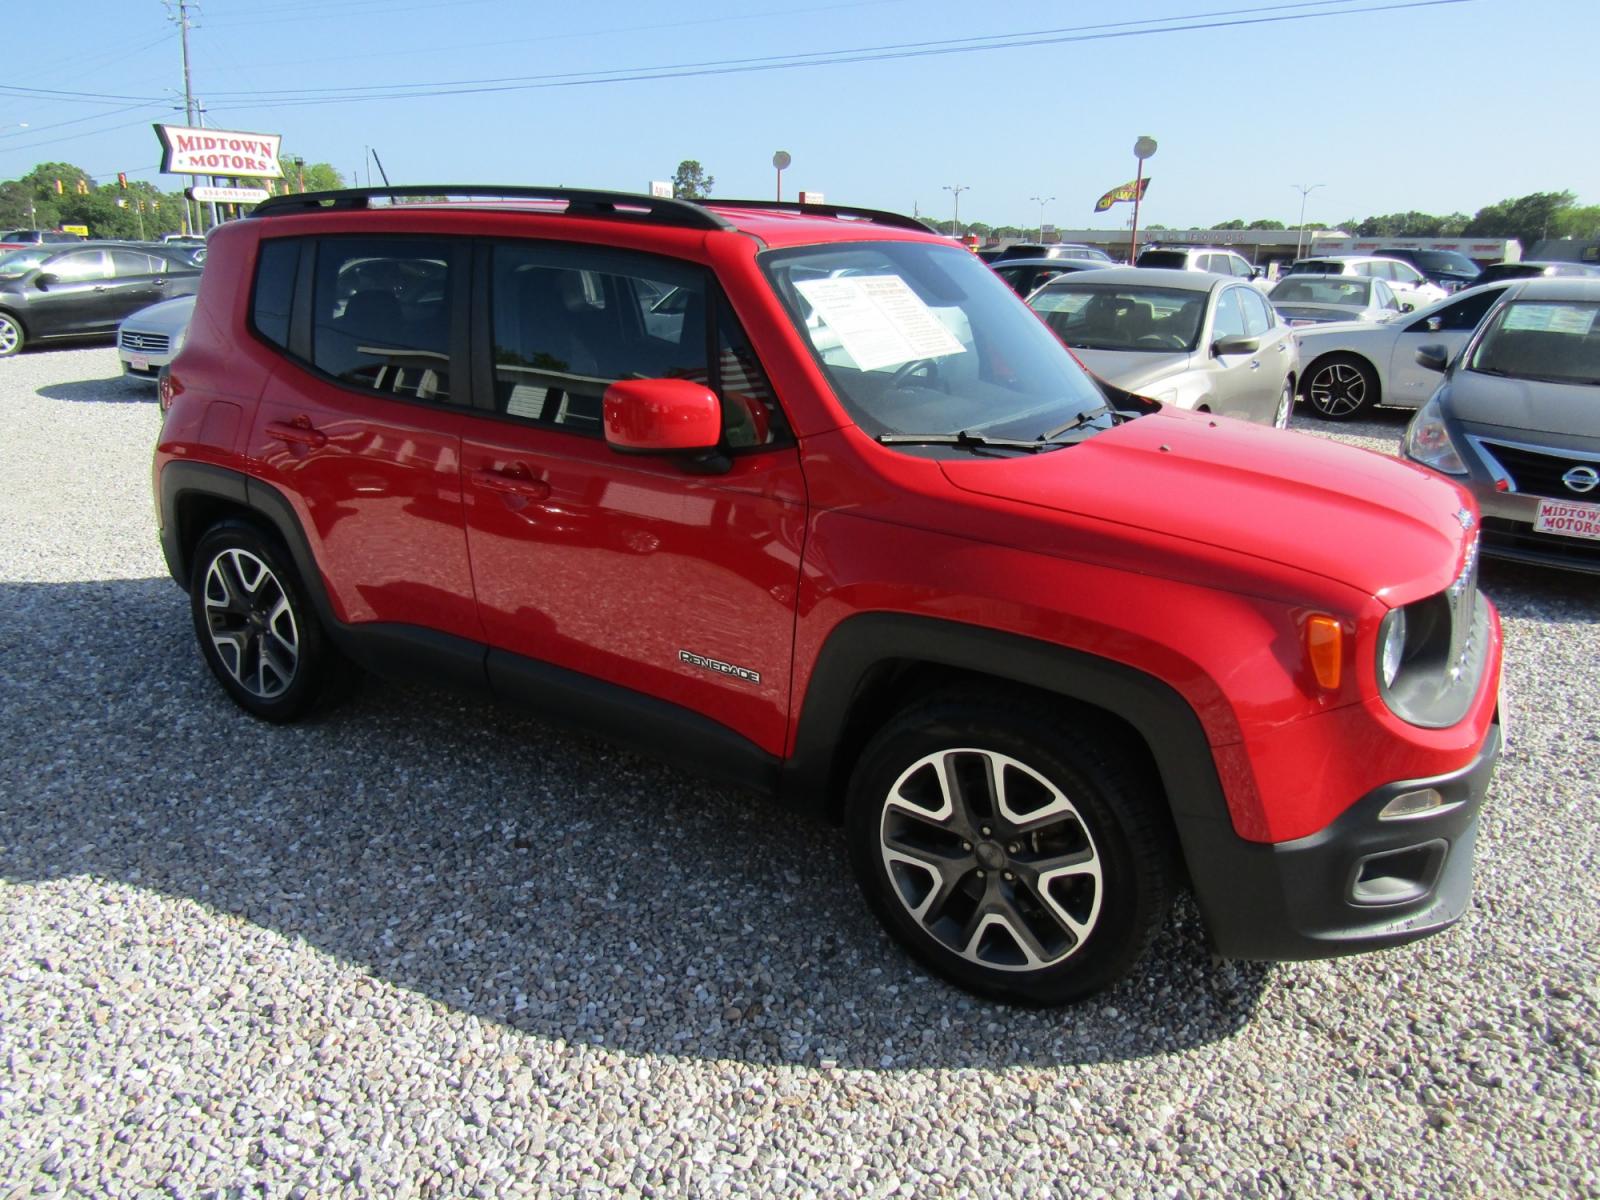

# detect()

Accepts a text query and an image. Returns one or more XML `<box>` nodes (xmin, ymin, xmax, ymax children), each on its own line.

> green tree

<box><xmin>1247</xmin><ymin>218</ymin><xmax>1285</xmax><ymax>230</ymax></box>
<box><xmin>1555</xmin><ymin>204</ymin><xmax>1600</xmax><ymax>240</ymax></box>
<box><xmin>1464</xmin><ymin>191</ymin><xmax>1574</xmax><ymax>248</ymax></box>
<box><xmin>1213</xmin><ymin>219</ymin><xmax>1247</xmax><ymax>230</ymax></box>
<box><xmin>671</xmin><ymin>160</ymin><xmax>714</xmax><ymax>200</ymax></box>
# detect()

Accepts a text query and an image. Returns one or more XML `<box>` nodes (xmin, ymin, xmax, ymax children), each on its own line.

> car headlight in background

<box><xmin>1404</xmin><ymin>394</ymin><xmax>1467</xmax><ymax>475</ymax></box>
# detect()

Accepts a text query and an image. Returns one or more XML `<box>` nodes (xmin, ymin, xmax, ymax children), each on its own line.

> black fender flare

<box><xmin>778</xmin><ymin>612</ymin><xmax>1231</xmax><ymax>832</ymax></box>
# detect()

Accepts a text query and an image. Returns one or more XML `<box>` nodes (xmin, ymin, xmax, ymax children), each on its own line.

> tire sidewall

<box><xmin>846</xmin><ymin>703</ymin><xmax>1166</xmax><ymax>1006</ymax></box>
<box><xmin>189</xmin><ymin>521</ymin><xmax>326</xmax><ymax>723</ymax></box>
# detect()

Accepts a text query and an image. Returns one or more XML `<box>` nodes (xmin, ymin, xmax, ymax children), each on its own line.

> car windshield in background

<box><xmin>1029</xmin><ymin>283</ymin><xmax>1206</xmax><ymax>353</ymax></box>
<box><xmin>1410</xmin><ymin>250</ymin><xmax>1480</xmax><ymax>274</ymax></box>
<box><xmin>761</xmin><ymin>241</ymin><xmax>1110</xmax><ymax>446</ymax></box>
<box><xmin>1285</xmin><ymin>261</ymin><xmax>1342</xmax><ymax>276</ymax></box>
<box><xmin>1469</xmin><ymin>301</ymin><xmax>1600</xmax><ymax>385</ymax></box>
<box><xmin>1269</xmin><ymin>277</ymin><xmax>1375</xmax><ymax>306</ymax></box>
<box><xmin>0</xmin><ymin>248</ymin><xmax>50</xmax><ymax>277</ymax></box>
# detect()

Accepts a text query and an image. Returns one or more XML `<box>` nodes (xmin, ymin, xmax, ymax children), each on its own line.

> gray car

<box><xmin>117</xmin><ymin>293</ymin><xmax>196</xmax><ymax>383</ymax></box>
<box><xmin>1403</xmin><ymin>277</ymin><xmax>1600</xmax><ymax>573</ymax></box>
<box><xmin>1027</xmin><ymin>266</ymin><xmax>1298</xmax><ymax>427</ymax></box>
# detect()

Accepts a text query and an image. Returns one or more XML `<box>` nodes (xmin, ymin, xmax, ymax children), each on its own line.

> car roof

<box><xmin>1504</xmin><ymin>276</ymin><xmax>1600</xmax><ymax>302</ymax></box>
<box><xmin>245</xmin><ymin>188</ymin><xmax>939</xmax><ymax>251</ymax></box>
<box><xmin>994</xmin><ymin>257</ymin><xmax>1109</xmax><ymax>269</ymax></box>
<box><xmin>1041</xmin><ymin>266</ymin><xmax>1221</xmax><ymax>292</ymax></box>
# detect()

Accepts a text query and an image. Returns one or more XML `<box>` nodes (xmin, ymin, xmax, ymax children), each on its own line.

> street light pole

<box><xmin>943</xmin><ymin>184</ymin><xmax>969</xmax><ymax>237</ymax></box>
<box><xmin>1291</xmin><ymin>183</ymin><xmax>1325</xmax><ymax>260</ymax></box>
<box><xmin>1030</xmin><ymin>195</ymin><xmax>1055</xmax><ymax>243</ymax></box>
<box><xmin>1128</xmin><ymin>136</ymin><xmax>1157</xmax><ymax>264</ymax></box>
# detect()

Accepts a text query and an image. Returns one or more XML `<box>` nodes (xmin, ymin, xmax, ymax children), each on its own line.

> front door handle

<box><xmin>470</xmin><ymin>466</ymin><xmax>550</xmax><ymax>501</ymax></box>
<box><xmin>266</xmin><ymin>417</ymin><xmax>328</xmax><ymax>448</ymax></box>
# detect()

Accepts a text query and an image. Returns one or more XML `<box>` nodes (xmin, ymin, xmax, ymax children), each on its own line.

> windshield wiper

<box><xmin>877</xmin><ymin>429</ymin><xmax>1050</xmax><ymax>452</ymax></box>
<box><xmin>1036</xmin><ymin>404</ymin><xmax>1136</xmax><ymax>441</ymax></box>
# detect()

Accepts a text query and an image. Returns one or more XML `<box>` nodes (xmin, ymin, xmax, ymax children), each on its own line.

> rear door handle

<box><xmin>470</xmin><ymin>467</ymin><xmax>550</xmax><ymax>501</ymax></box>
<box><xmin>266</xmin><ymin>418</ymin><xmax>327</xmax><ymax>448</ymax></box>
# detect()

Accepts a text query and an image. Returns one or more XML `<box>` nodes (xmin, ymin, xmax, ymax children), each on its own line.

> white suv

<box><xmin>1135</xmin><ymin>245</ymin><xmax>1265</xmax><ymax>286</ymax></box>
<box><xmin>1284</xmin><ymin>255</ymin><xmax>1446</xmax><ymax>311</ymax></box>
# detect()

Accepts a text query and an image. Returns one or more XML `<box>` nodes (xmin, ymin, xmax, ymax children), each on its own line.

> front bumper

<box><xmin>1181</xmin><ymin>720</ymin><xmax>1501</xmax><ymax>960</ymax></box>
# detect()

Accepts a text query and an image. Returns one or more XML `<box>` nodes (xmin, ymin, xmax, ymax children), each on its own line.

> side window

<box><xmin>251</xmin><ymin>239</ymin><xmax>301</xmax><ymax>350</ymax></box>
<box><xmin>1211</xmin><ymin>288</ymin><xmax>1248</xmax><ymax>341</ymax></box>
<box><xmin>110</xmin><ymin>250</ymin><xmax>164</xmax><ymax>276</ymax></box>
<box><xmin>490</xmin><ymin>244</ymin><xmax>787</xmax><ymax>448</ymax></box>
<box><xmin>46</xmin><ymin>251</ymin><xmax>108</xmax><ymax>282</ymax></box>
<box><xmin>1238</xmin><ymin>287</ymin><xmax>1273</xmax><ymax>335</ymax></box>
<box><xmin>1430</xmin><ymin>287</ymin><xmax>1504</xmax><ymax>332</ymax></box>
<box><xmin>1376</xmin><ymin>280</ymin><xmax>1401</xmax><ymax>311</ymax></box>
<box><xmin>310</xmin><ymin>238</ymin><xmax>455</xmax><ymax>402</ymax></box>
<box><xmin>1230</xmin><ymin>255</ymin><xmax>1252</xmax><ymax>278</ymax></box>
<box><xmin>1392</xmin><ymin>262</ymin><xmax>1423</xmax><ymax>285</ymax></box>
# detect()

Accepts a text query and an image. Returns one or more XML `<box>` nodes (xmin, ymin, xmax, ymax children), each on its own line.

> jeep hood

<box><xmin>938</xmin><ymin>407</ymin><xmax>1470</xmax><ymax>599</ymax></box>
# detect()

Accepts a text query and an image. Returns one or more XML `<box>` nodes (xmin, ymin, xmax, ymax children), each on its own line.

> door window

<box><xmin>309</xmin><ymin>238</ymin><xmax>456</xmax><ymax>402</ymax></box>
<box><xmin>44</xmin><ymin>251</ymin><xmax>108</xmax><ymax>282</ymax></box>
<box><xmin>1211</xmin><ymin>288</ymin><xmax>1248</xmax><ymax>341</ymax></box>
<box><xmin>1237</xmin><ymin>287</ymin><xmax>1274</xmax><ymax>335</ymax></box>
<box><xmin>1375</xmin><ymin>280</ymin><xmax>1402</xmax><ymax>311</ymax></box>
<box><xmin>1409</xmin><ymin>287</ymin><xmax>1504</xmax><ymax>332</ymax></box>
<box><xmin>1391</xmin><ymin>262</ymin><xmax>1424</xmax><ymax>286</ymax></box>
<box><xmin>110</xmin><ymin>250</ymin><xmax>166</xmax><ymax>276</ymax></box>
<box><xmin>490</xmin><ymin>244</ymin><xmax>785</xmax><ymax>448</ymax></box>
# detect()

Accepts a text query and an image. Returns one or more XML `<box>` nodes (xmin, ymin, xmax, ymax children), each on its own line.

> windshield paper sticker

<box><xmin>1502</xmin><ymin>304</ymin><xmax>1598</xmax><ymax>335</ymax></box>
<box><xmin>795</xmin><ymin>275</ymin><xmax>967</xmax><ymax>372</ymax></box>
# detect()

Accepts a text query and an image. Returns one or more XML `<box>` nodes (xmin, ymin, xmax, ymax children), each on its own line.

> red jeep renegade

<box><xmin>154</xmin><ymin>187</ymin><xmax>1503</xmax><ymax>1004</ymax></box>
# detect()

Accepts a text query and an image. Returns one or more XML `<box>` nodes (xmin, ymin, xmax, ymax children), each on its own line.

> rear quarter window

<box><xmin>251</xmin><ymin>239</ymin><xmax>300</xmax><ymax>350</ymax></box>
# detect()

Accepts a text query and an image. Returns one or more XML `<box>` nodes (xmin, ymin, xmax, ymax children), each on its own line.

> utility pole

<box><xmin>1031</xmin><ymin>195</ymin><xmax>1055</xmax><ymax>244</ymax></box>
<box><xmin>1291</xmin><ymin>183</ymin><xmax>1325</xmax><ymax>260</ymax></box>
<box><xmin>167</xmin><ymin>0</ymin><xmax>203</xmax><ymax>232</ymax></box>
<box><xmin>943</xmin><ymin>184</ymin><xmax>968</xmax><ymax>237</ymax></box>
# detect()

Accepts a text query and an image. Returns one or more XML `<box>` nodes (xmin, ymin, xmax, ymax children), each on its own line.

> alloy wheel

<box><xmin>1274</xmin><ymin>379</ymin><xmax>1293</xmax><ymax>429</ymax></box>
<box><xmin>1308</xmin><ymin>362</ymin><xmax>1370</xmax><ymax>418</ymax></box>
<box><xmin>0</xmin><ymin>315</ymin><xmax>21</xmax><ymax>356</ymax></box>
<box><xmin>878</xmin><ymin>747</ymin><xmax>1103</xmax><ymax>972</ymax></box>
<box><xmin>201</xmin><ymin>548</ymin><xmax>300</xmax><ymax>699</ymax></box>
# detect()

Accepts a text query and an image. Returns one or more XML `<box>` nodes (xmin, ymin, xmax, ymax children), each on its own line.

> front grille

<box><xmin>119</xmin><ymin>330</ymin><xmax>170</xmax><ymax>353</ymax></box>
<box><xmin>1482</xmin><ymin>516</ymin><xmax>1600</xmax><ymax>570</ymax></box>
<box><xmin>1476</xmin><ymin>439</ymin><xmax>1600</xmax><ymax>500</ymax></box>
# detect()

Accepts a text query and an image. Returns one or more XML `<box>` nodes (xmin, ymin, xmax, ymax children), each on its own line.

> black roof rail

<box><xmin>248</xmin><ymin>185</ymin><xmax>736</xmax><ymax>232</ymax></box>
<box><xmin>701</xmin><ymin>198</ymin><xmax>932</xmax><ymax>234</ymax></box>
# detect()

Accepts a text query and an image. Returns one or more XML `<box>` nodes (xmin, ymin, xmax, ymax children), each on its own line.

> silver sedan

<box><xmin>1294</xmin><ymin>281</ymin><xmax>1516</xmax><ymax>420</ymax></box>
<box><xmin>1267</xmin><ymin>275</ymin><xmax>1401</xmax><ymax>326</ymax></box>
<box><xmin>1403</xmin><ymin>277</ymin><xmax>1600</xmax><ymax>573</ymax></box>
<box><xmin>1026</xmin><ymin>267</ymin><xmax>1297</xmax><ymax>427</ymax></box>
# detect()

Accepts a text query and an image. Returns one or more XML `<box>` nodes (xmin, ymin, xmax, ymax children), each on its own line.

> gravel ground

<box><xmin>2</xmin><ymin>345</ymin><xmax>1597</xmax><ymax>1199</ymax></box>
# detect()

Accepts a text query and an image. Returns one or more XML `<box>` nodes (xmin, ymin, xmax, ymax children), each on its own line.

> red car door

<box><xmin>461</xmin><ymin>244</ymin><xmax>805</xmax><ymax>756</ymax></box>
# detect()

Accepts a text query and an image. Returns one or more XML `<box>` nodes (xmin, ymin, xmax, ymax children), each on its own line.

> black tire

<box><xmin>1303</xmin><ymin>354</ymin><xmax>1378</xmax><ymax>421</ymax></box>
<box><xmin>0</xmin><ymin>311</ymin><xmax>24</xmax><ymax>357</ymax></box>
<box><xmin>846</xmin><ymin>689</ymin><xmax>1174</xmax><ymax>1005</ymax></box>
<box><xmin>1273</xmin><ymin>376</ymin><xmax>1294</xmax><ymax>429</ymax></box>
<box><xmin>188</xmin><ymin>520</ymin><xmax>335</xmax><ymax>723</ymax></box>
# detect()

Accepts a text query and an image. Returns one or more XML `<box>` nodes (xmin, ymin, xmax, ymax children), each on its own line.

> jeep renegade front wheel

<box><xmin>847</xmin><ymin>692</ymin><xmax>1173</xmax><ymax>1005</ymax></box>
<box><xmin>189</xmin><ymin>521</ymin><xmax>333</xmax><ymax>723</ymax></box>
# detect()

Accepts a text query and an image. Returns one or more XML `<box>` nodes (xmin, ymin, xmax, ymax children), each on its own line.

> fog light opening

<box><xmin>1350</xmin><ymin>840</ymin><xmax>1447</xmax><ymax>906</ymax></box>
<box><xmin>1379</xmin><ymin>787</ymin><xmax>1455</xmax><ymax>821</ymax></box>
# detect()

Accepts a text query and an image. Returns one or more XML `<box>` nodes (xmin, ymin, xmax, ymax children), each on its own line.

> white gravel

<box><xmin>2</xmin><ymin>346</ymin><xmax>1597</xmax><ymax>1198</ymax></box>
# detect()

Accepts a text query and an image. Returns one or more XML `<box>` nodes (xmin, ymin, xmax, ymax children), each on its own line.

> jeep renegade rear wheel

<box><xmin>190</xmin><ymin>521</ymin><xmax>333</xmax><ymax>723</ymax></box>
<box><xmin>847</xmin><ymin>692</ymin><xmax>1172</xmax><ymax>1005</ymax></box>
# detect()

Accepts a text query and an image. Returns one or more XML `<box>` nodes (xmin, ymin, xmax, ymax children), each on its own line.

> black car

<box><xmin>990</xmin><ymin>257</ymin><xmax>1112</xmax><ymax>296</ymax></box>
<box><xmin>0</xmin><ymin>241</ymin><xmax>203</xmax><ymax>356</ymax></box>
<box><xmin>0</xmin><ymin>229</ymin><xmax>87</xmax><ymax>246</ymax></box>
<box><xmin>980</xmin><ymin>241</ymin><xmax>1115</xmax><ymax>265</ymax></box>
<box><xmin>1472</xmin><ymin>260</ymin><xmax>1600</xmax><ymax>286</ymax></box>
<box><xmin>1371</xmin><ymin>247</ymin><xmax>1481</xmax><ymax>293</ymax></box>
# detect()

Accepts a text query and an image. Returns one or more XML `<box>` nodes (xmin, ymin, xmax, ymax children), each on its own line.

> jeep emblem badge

<box><xmin>1561</xmin><ymin>465</ymin><xmax>1600</xmax><ymax>495</ymax></box>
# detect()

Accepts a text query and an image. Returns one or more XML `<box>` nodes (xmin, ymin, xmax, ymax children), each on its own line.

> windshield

<box><xmin>1469</xmin><ymin>300</ymin><xmax>1600</xmax><ymax>385</ymax></box>
<box><xmin>1285</xmin><ymin>260</ymin><xmax>1343</xmax><ymax>276</ymax></box>
<box><xmin>1029</xmin><ymin>282</ymin><xmax>1205</xmax><ymax>352</ymax></box>
<box><xmin>0</xmin><ymin>247</ymin><xmax>50</xmax><ymax>277</ymax></box>
<box><xmin>1269</xmin><ymin>277</ymin><xmax>1373</xmax><ymax>306</ymax></box>
<box><xmin>761</xmin><ymin>241</ymin><xmax>1111</xmax><ymax>444</ymax></box>
<box><xmin>1408</xmin><ymin>250</ymin><xmax>1479</xmax><ymax>274</ymax></box>
<box><xmin>1135</xmin><ymin>250</ymin><xmax>1188</xmax><ymax>269</ymax></box>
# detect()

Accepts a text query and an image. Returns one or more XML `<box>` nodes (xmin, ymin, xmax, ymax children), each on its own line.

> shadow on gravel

<box><xmin>35</xmin><ymin>375</ymin><xmax>156</xmax><ymax>404</ymax></box>
<box><xmin>1</xmin><ymin>577</ymin><xmax>1269</xmax><ymax>1072</ymax></box>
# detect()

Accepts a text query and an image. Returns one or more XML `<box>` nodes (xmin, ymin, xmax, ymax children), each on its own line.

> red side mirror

<box><xmin>604</xmin><ymin>378</ymin><xmax>721</xmax><ymax>454</ymax></box>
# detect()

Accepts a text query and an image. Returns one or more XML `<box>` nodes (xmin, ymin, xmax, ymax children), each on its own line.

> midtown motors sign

<box><xmin>155</xmin><ymin>124</ymin><xmax>283</xmax><ymax>180</ymax></box>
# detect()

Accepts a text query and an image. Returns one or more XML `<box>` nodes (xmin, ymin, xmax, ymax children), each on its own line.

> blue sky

<box><xmin>2</xmin><ymin>0</ymin><xmax>1592</xmax><ymax>232</ymax></box>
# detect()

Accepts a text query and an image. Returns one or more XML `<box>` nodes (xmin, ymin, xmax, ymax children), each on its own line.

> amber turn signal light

<box><xmin>1305</xmin><ymin>614</ymin><xmax>1343</xmax><ymax>690</ymax></box>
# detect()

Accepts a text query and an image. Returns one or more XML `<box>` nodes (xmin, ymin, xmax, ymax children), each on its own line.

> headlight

<box><xmin>1403</xmin><ymin>394</ymin><xmax>1467</xmax><ymax>475</ymax></box>
<box><xmin>1379</xmin><ymin>608</ymin><xmax>1407</xmax><ymax>688</ymax></box>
